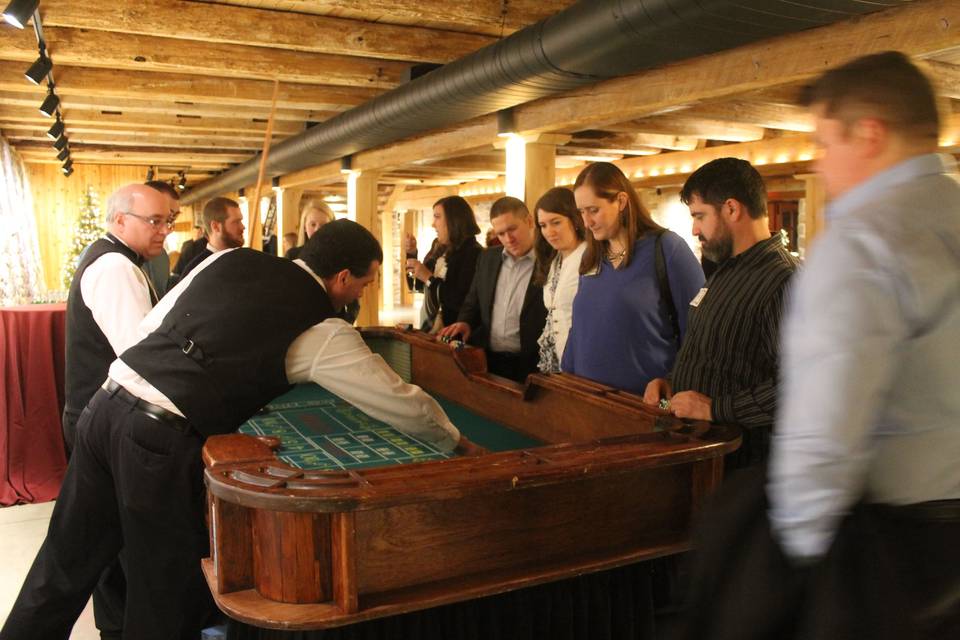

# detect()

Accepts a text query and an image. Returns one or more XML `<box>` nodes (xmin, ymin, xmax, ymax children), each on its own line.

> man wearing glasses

<box><xmin>61</xmin><ymin>182</ymin><xmax>173</xmax><ymax>639</ymax></box>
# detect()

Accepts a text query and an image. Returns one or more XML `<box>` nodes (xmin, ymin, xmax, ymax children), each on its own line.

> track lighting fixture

<box><xmin>62</xmin><ymin>165</ymin><xmax>73</xmax><ymax>177</ymax></box>
<box><xmin>177</xmin><ymin>172</ymin><xmax>187</xmax><ymax>191</ymax></box>
<box><xmin>496</xmin><ymin>108</ymin><xmax>516</xmax><ymax>138</ymax></box>
<box><xmin>52</xmin><ymin>134</ymin><xmax>67</xmax><ymax>151</ymax></box>
<box><xmin>24</xmin><ymin>54</ymin><xmax>51</xmax><ymax>85</ymax></box>
<box><xmin>145</xmin><ymin>167</ymin><xmax>155</xmax><ymax>181</ymax></box>
<box><xmin>39</xmin><ymin>89</ymin><xmax>59</xmax><ymax>117</ymax></box>
<box><xmin>61</xmin><ymin>158</ymin><xmax>73</xmax><ymax>172</ymax></box>
<box><xmin>2</xmin><ymin>0</ymin><xmax>39</xmax><ymax>29</ymax></box>
<box><xmin>46</xmin><ymin>117</ymin><xmax>64</xmax><ymax>140</ymax></box>
<box><xmin>56</xmin><ymin>147</ymin><xmax>68</xmax><ymax>161</ymax></box>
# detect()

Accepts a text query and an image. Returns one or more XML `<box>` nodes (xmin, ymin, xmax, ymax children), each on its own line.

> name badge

<box><xmin>690</xmin><ymin>287</ymin><xmax>708</xmax><ymax>307</ymax></box>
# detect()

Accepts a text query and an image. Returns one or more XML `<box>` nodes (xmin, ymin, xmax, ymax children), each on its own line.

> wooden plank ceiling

<box><xmin>0</xmin><ymin>0</ymin><xmax>572</xmax><ymax>184</ymax></box>
<box><xmin>1</xmin><ymin>0</ymin><xmax>959</xmax><ymax>191</ymax></box>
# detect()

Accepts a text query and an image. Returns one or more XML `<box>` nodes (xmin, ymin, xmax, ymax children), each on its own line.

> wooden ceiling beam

<box><xmin>3</xmin><ymin>130</ymin><xmax>274</xmax><ymax>151</ymax></box>
<box><xmin>38</xmin><ymin>0</ymin><xmax>495</xmax><ymax>64</ymax></box>
<box><xmin>669</xmin><ymin>101</ymin><xmax>814</xmax><ymax>133</ymax></box>
<box><xmin>0</xmin><ymin>108</ymin><xmax>306</xmax><ymax>135</ymax></box>
<box><xmin>0</xmin><ymin>26</ymin><xmax>408</xmax><ymax>88</ymax></box>
<box><xmin>0</xmin><ymin>91</ymin><xmax>336</xmax><ymax>122</ymax></box>
<box><xmin>927</xmin><ymin>60</ymin><xmax>960</xmax><ymax>99</ymax></box>
<box><xmin>16</xmin><ymin>142</ymin><xmax>249</xmax><ymax>164</ymax></box>
<box><xmin>410</xmin><ymin>156</ymin><xmax>506</xmax><ymax>173</ymax></box>
<box><xmin>0</xmin><ymin>63</ymin><xmax>381</xmax><ymax>111</ymax></box>
<box><xmin>567</xmin><ymin>132</ymin><xmax>700</xmax><ymax>152</ymax></box>
<box><xmin>203</xmin><ymin>0</ymin><xmax>570</xmax><ymax>37</ymax></box>
<box><xmin>606</xmin><ymin>116</ymin><xmax>766</xmax><ymax>142</ymax></box>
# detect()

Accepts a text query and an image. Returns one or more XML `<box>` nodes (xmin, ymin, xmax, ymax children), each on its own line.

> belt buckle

<box><xmin>182</xmin><ymin>339</ymin><xmax>195</xmax><ymax>355</ymax></box>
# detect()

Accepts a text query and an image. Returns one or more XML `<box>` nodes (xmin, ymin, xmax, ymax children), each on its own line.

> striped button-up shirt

<box><xmin>670</xmin><ymin>234</ymin><xmax>799</xmax><ymax>429</ymax></box>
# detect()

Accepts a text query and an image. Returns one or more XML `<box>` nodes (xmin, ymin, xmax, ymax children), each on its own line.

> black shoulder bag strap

<box><xmin>654</xmin><ymin>230</ymin><xmax>681</xmax><ymax>346</ymax></box>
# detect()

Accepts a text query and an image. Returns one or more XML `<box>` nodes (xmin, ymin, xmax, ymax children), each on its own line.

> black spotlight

<box><xmin>53</xmin><ymin>135</ymin><xmax>68</xmax><ymax>151</ymax></box>
<box><xmin>24</xmin><ymin>55</ymin><xmax>51</xmax><ymax>85</ymax></box>
<box><xmin>2</xmin><ymin>0</ymin><xmax>39</xmax><ymax>29</ymax></box>
<box><xmin>56</xmin><ymin>147</ymin><xmax>69</xmax><ymax>161</ymax></box>
<box><xmin>39</xmin><ymin>91</ymin><xmax>59</xmax><ymax>117</ymax></box>
<box><xmin>177</xmin><ymin>172</ymin><xmax>187</xmax><ymax>191</ymax></box>
<box><xmin>25</xmin><ymin>55</ymin><xmax>51</xmax><ymax>85</ymax></box>
<box><xmin>62</xmin><ymin>158</ymin><xmax>73</xmax><ymax>172</ymax></box>
<box><xmin>62</xmin><ymin>165</ymin><xmax>74</xmax><ymax>177</ymax></box>
<box><xmin>46</xmin><ymin>117</ymin><xmax>64</xmax><ymax>140</ymax></box>
<box><xmin>145</xmin><ymin>167</ymin><xmax>155</xmax><ymax>181</ymax></box>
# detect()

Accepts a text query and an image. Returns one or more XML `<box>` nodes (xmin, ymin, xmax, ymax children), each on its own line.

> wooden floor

<box><xmin>0</xmin><ymin>501</ymin><xmax>97</xmax><ymax>639</ymax></box>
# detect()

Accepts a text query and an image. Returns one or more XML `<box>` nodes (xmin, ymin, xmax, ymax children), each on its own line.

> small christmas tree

<box><xmin>61</xmin><ymin>185</ymin><xmax>104</xmax><ymax>288</ymax></box>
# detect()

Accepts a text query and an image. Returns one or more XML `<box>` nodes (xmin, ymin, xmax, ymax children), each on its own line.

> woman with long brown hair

<box><xmin>405</xmin><ymin>195</ymin><xmax>482</xmax><ymax>332</ymax></box>
<box><xmin>561</xmin><ymin>162</ymin><xmax>704</xmax><ymax>393</ymax></box>
<box><xmin>532</xmin><ymin>187</ymin><xmax>586</xmax><ymax>373</ymax></box>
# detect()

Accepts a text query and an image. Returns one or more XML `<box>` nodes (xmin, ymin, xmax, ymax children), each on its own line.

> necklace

<box><xmin>606</xmin><ymin>244</ymin><xmax>626</xmax><ymax>262</ymax></box>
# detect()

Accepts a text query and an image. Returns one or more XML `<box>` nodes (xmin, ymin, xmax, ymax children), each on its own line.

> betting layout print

<box><xmin>238</xmin><ymin>385</ymin><xmax>451</xmax><ymax>470</ymax></box>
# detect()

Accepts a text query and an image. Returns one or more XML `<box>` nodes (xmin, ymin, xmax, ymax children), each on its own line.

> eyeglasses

<box><xmin>123</xmin><ymin>211</ymin><xmax>176</xmax><ymax>230</ymax></box>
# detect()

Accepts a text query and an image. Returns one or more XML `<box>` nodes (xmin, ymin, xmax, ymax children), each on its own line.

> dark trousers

<box><xmin>486</xmin><ymin>350</ymin><xmax>538</xmax><ymax>383</ymax></box>
<box><xmin>675</xmin><ymin>466</ymin><xmax>960</xmax><ymax>640</ymax></box>
<box><xmin>2</xmin><ymin>389</ymin><xmax>215</xmax><ymax>640</ymax></box>
<box><xmin>62</xmin><ymin>406</ymin><xmax>128</xmax><ymax>639</ymax></box>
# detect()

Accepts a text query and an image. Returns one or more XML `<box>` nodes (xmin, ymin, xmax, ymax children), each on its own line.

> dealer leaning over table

<box><xmin>0</xmin><ymin>219</ymin><xmax>481</xmax><ymax>640</ymax></box>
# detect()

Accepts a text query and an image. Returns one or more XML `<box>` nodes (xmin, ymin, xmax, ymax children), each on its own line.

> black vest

<box><xmin>120</xmin><ymin>249</ymin><xmax>335</xmax><ymax>437</ymax></box>
<box><xmin>64</xmin><ymin>234</ymin><xmax>148</xmax><ymax>416</ymax></box>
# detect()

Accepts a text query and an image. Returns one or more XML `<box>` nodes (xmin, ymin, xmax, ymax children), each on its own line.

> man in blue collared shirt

<box><xmin>768</xmin><ymin>51</ymin><xmax>960</xmax><ymax>635</ymax></box>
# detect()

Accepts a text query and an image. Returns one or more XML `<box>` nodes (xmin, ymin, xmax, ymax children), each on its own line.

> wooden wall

<box><xmin>26</xmin><ymin>162</ymin><xmax>149</xmax><ymax>291</ymax></box>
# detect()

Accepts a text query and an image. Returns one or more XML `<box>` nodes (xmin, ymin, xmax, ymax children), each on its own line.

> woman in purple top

<box><xmin>561</xmin><ymin>162</ymin><xmax>704</xmax><ymax>394</ymax></box>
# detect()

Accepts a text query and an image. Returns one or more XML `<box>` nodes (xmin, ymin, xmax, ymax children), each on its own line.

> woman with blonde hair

<box><xmin>285</xmin><ymin>199</ymin><xmax>334</xmax><ymax>260</ymax></box>
<box><xmin>561</xmin><ymin>162</ymin><xmax>704</xmax><ymax>393</ymax></box>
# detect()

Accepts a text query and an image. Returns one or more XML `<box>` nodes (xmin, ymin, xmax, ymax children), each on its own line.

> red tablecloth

<box><xmin>0</xmin><ymin>303</ymin><xmax>67</xmax><ymax>505</ymax></box>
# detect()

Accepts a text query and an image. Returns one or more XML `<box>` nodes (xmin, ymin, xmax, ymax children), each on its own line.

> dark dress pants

<box><xmin>1</xmin><ymin>388</ymin><xmax>214</xmax><ymax>640</ymax></box>
<box><xmin>486</xmin><ymin>351</ymin><xmax>538</xmax><ymax>383</ymax></box>
<box><xmin>62</xmin><ymin>406</ymin><xmax>128</xmax><ymax>639</ymax></box>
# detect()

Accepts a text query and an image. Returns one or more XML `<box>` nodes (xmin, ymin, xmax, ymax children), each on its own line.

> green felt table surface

<box><xmin>238</xmin><ymin>383</ymin><xmax>541</xmax><ymax>470</ymax></box>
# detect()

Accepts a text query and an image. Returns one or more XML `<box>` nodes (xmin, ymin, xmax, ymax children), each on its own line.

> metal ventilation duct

<box><xmin>182</xmin><ymin>0</ymin><xmax>908</xmax><ymax>204</ymax></box>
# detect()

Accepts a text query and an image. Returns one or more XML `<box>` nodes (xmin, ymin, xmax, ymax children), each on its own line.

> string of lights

<box><xmin>3</xmin><ymin>1</ymin><xmax>74</xmax><ymax>176</ymax></box>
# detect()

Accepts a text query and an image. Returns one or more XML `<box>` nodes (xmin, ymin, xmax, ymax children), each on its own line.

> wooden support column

<box><xmin>400</xmin><ymin>211</ymin><xmax>416</xmax><ymax>307</ymax></box>
<box><xmin>796</xmin><ymin>173</ymin><xmax>825</xmax><ymax>257</ymax></box>
<box><xmin>349</xmin><ymin>170</ymin><xmax>381</xmax><ymax>327</ymax></box>
<box><xmin>380</xmin><ymin>185</ymin><xmax>406</xmax><ymax>312</ymax></box>
<box><xmin>279</xmin><ymin>187</ymin><xmax>303</xmax><ymax>254</ymax></box>
<box><xmin>523</xmin><ymin>141</ymin><xmax>556</xmax><ymax>211</ymax></box>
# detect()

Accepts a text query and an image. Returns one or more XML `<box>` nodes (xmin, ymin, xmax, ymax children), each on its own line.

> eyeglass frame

<box><xmin>122</xmin><ymin>211</ymin><xmax>177</xmax><ymax>231</ymax></box>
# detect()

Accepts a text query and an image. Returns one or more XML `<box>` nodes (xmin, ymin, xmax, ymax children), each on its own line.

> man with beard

<box><xmin>644</xmin><ymin>157</ymin><xmax>798</xmax><ymax>468</ymax></box>
<box><xmin>178</xmin><ymin>196</ymin><xmax>245</xmax><ymax>279</ymax></box>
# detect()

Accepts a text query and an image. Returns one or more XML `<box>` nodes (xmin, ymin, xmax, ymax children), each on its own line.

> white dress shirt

<box><xmin>80</xmin><ymin>236</ymin><xmax>154</xmax><ymax>355</ymax></box>
<box><xmin>108</xmin><ymin>249</ymin><xmax>461</xmax><ymax>451</ymax></box>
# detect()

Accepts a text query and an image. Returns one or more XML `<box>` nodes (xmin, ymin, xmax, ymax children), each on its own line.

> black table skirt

<box><xmin>227</xmin><ymin>562</ymin><xmax>659</xmax><ymax>640</ymax></box>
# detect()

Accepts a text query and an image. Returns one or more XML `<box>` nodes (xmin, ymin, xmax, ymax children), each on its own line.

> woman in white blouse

<box><xmin>533</xmin><ymin>187</ymin><xmax>587</xmax><ymax>373</ymax></box>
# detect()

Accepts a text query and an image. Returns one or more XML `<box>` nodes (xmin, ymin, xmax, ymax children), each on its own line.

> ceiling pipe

<box><xmin>182</xmin><ymin>0</ymin><xmax>907</xmax><ymax>204</ymax></box>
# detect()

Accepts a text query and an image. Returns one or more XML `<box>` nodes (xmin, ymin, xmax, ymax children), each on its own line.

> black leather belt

<box><xmin>871</xmin><ymin>499</ymin><xmax>960</xmax><ymax>523</ymax></box>
<box><xmin>104</xmin><ymin>379</ymin><xmax>192</xmax><ymax>434</ymax></box>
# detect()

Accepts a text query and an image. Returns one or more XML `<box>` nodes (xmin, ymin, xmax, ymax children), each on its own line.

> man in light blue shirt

<box><xmin>768</xmin><ymin>51</ymin><xmax>960</xmax><ymax>635</ymax></box>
